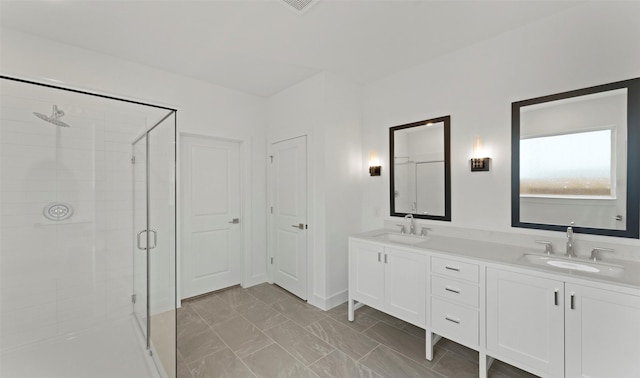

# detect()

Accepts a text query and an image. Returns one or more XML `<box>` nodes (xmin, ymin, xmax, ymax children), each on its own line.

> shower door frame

<box><xmin>132</xmin><ymin>136</ymin><xmax>149</xmax><ymax>342</ymax></box>
<box><xmin>132</xmin><ymin>110</ymin><xmax>177</xmax><ymax>346</ymax></box>
<box><xmin>132</xmin><ymin>110</ymin><xmax>177</xmax><ymax>378</ymax></box>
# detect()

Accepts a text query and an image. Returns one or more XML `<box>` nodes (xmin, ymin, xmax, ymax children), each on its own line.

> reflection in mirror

<box><xmin>512</xmin><ymin>78</ymin><xmax>640</xmax><ymax>238</ymax></box>
<box><xmin>390</xmin><ymin>116</ymin><xmax>450</xmax><ymax>221</ymax></box>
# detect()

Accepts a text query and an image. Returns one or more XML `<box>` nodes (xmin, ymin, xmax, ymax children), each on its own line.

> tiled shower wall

<box><xmin>0</xmin><ymin>95</ymin><xmax>142</xmax><ymax>351</ymax></box>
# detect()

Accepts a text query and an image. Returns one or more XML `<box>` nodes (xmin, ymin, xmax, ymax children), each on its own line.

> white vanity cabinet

<box><xmin>430</xmin><ymin>257</ymin><xmax>481</xmax><ymax>350</ymax></box>
<box><xmin>348</xmin><ymin>240</ymin><xmax>428</xmax><ymax>327</ymax></box>
<box><xmin>349</xmin><ymin>232</ymin><xmax>640</xmax><ymax>378</ymax></box>
<box><xmin>564</xmin><ymin>284</ymin><xmax>640</xmax><ymax>378</ymax></box>
<box><xmin>487</xmin><ymin>268</ymin><xmax>640</xmax><ymax>378</ymax></box>
<box><xmin>486</xmin><ymin>268</ymin><xmax>565</xmax><ymax>377</ymax></box>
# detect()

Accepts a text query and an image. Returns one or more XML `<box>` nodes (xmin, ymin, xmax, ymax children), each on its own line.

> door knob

<box><xmin>228</xmin><ymin>218</ymin><xmax>240</xmax><ymax>224</ymax></box>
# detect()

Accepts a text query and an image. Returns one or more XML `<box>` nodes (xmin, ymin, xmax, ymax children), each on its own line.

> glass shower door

<box><xmin>131</xmin><ymin>111</ymin><xmax>176</xmax><ymax>377</ymax></box>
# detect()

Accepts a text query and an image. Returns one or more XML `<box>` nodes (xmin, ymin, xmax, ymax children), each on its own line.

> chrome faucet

<box><xmin>566</xmin><ymin>222</ymin><xmax>575</xmax><ymax>258</ymax></box>
<box><xmin>405</xmin><ymin>214</ymin><xmax>415</xmax><ymax>235</ymax></box>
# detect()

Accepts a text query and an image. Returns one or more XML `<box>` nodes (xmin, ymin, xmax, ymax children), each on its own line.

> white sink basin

<box><xmin>520</xmin><ymin>253</ymin><xmax>624</xmax><ymax>277</ymax></box>
<box><xmin>371</xmin><ymin>232</ymin><xmax>426</xmax><ymax>245</ymax></box>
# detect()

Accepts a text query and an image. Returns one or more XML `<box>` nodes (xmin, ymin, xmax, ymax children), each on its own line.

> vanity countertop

<box><xmin>351</xmin><ymin>229</ymin><xmax>640</xmax><ymax>291</ymax></box>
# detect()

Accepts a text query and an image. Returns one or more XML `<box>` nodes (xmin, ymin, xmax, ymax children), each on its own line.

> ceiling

<box><xmin>0</xmin><ymin>0</ymin><xmax>583</xmax><ymax>97</ymax></box>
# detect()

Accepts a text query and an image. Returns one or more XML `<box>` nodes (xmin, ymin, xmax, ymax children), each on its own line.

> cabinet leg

<box><xmin>479</xmin><ymin>353</ymin><xmax>490</xmax><ymax>378</ymax></box>
<box><xmin>425</xmin><ymin>331</ymin><xmax>434</xmax><ymax>360</ymax></box>
<box><xmin>348</xmin><ymin>298</ymin><xmax>354</xmax><ymax>322</ymax></box>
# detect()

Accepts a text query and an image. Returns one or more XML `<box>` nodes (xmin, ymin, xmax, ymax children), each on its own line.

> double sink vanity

<box><xmin>348</xmin><ymin>228</ymin><xmax>640</xmax><ymax>378</ymax></box>
<box><xmin>358</xmin><ymin>77</ymin><xmax>640</xmax><ymax>377</ymax></box>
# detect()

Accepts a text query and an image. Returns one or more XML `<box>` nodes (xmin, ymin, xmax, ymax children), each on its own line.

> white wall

<box><xmin>323</xmin><ymin>73</ymin><xmax>362</xmax><ymax>303</ymax></box>
<box><xmin>0</xmin><ymin>29</ymin><xmax>269</xmax><ymax>292</ymax></box>
<box><xmin>267</xmin><ymin>72</ymin><xmax>362</xmax><ymax>309</ymax></box>
<box><xmin>361</xmin><ymin>2</ymin><xmax>640</xmax><ymax>254</ymax></box>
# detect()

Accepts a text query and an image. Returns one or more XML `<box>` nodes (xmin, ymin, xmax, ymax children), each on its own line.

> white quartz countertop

<box><xmin>351</xmin><ymin>229</ymin><xmax>640</xmax><ymax>291</ymax></box>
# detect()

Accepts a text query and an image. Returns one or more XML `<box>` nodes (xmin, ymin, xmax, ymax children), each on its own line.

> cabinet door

<box><xmin>565</xmin><ymin>284</ymin><xmax>640</xmax><ymax>378</ymax></box>
<box><xmin>350</xmin><ymin>241</ymin><xmax>385</xmax><ymax>309</ymax></box>
<box><xmin>486</xmin><ymin>268</ymin><xmax>564</xmax><ymax>378</ymax></box>
<box><xmin>384</xmin><ymin>247</ymin><xmax>427</xmax><ymax>326</ymax></box>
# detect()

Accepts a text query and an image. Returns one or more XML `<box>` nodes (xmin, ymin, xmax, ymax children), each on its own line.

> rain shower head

<box><xmin>33</xmin><ymin>105</ymin><xmax>70</xmax><ymax>127</ymax></box>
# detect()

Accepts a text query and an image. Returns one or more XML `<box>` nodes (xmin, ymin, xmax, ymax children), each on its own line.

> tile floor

<box><xmin>177</xmin><ymin>284</ymin><xmax>538</xmax><ymax>378</ymax></box>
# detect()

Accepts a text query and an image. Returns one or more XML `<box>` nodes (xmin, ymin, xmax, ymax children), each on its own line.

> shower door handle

<box><xmin>149</xmin><ymin>229</ymin><xmax>157</xmax><ymax>250</ymax></box>
<box><xmin>137</xmin><ymin>230</ymin><xmax>147</xmax><ymax>250</ymax></box>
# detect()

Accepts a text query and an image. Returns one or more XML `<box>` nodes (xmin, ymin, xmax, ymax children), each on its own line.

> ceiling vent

<box><xmin>281</xmin><ymin>0</ymin><xmax>320</xmax><ymax>14</ymax></box>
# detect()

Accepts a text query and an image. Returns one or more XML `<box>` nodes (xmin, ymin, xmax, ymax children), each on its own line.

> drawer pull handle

<box><xmin>378</xmin><ymin>252</ymin><xmax>381</xmax><ymax>262</ymax></box>
<box><xmin>570</xmin><ymin>293</ymin><xmax>575</xmax><ymax>310</ymax></box>
<box><xmin>554</xmin><ymin>289</ymin><xmax>559</xmax><ymax>306</ymax></box>
<box><xmin>445</xmin><ymin>266</ymin><xmax>460</xmax><ymax>272</ymax></box>
<box><xmin>445</xmin><ymin>316</ymin><xmax>460</xmax><ymax>324</ymax></box>
<box><xmin>445</xmin><ymin>287</ymin><xmax>460</xmax><ymax>294</ymax></box>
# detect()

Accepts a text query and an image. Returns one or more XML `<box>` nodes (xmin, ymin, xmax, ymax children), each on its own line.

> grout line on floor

<box><xmin>266</xmin><ymin>332</ymin><xmax>329</xmax><ymax>376</ymax></box>
<box><xmin>301</xmin><ymin>344</ymin><xmax>338</xmax><ymax>368</ymax></box>
<box><xmin>357</xmin><ymin>319</ymin><xmax>381</xmax><ymax>334</ymax></box>
<box><xmin>356</xmin><ymin>343</ymin><xmax>380</xmax><ymax>363</ymax></box>
<box><xmin>235</xmin><ymin>348</ymin><xmax>259</xmax><ymax>378</ymax></box>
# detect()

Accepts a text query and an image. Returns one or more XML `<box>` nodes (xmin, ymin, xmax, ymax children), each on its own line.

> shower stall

<box><xmin>0</xmin><ymin>76</ymin><xmax>176</xmax><ymax>377</ymax></box>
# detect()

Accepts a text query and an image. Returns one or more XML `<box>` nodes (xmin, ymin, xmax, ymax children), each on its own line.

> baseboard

<box><xmin>242</xmin><ymin>273</ymin><xmax>268</xmax><ymax>289</ymax></box>
<box><xmin>309</xmin><ymin>289</ymin><xmax>348</xmax><ymax>311</ymax></box>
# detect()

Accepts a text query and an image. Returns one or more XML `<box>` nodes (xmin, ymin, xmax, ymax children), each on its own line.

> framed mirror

<box><xmin>512</xmin><ymin>78</ymin><xmax>640</xmax><ymax>238</ymax></box>
<box><xmin>390</xmin><ymin>115</ymin><xmax>451</xmax><ymax>221</ymax></box>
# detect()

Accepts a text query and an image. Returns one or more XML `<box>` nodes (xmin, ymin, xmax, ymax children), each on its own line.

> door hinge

<box><xmin>131</xmin><ymin>156</ymin><xmax>136</xmax><ymax>164</ymax></box>
<box><xmin>269</xmin><ymin>155</ymin><xmax>274</xmax><ymax>163</ymax></box>
<box><xmin>270</xmin><ymin>206</ymin><xmax>273</xmax><ymax>214</ymax></box>
<box><xmin>270</xmin><ymin>257</ymin><xmax>274</xmax><ymax>264</ymax></box>
<box><xmin>131</xmin><ymin>294</ymin><xmax>137</xmax><ymax>304</ymax></box>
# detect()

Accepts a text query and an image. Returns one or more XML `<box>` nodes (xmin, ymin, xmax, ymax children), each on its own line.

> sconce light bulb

<box><xmin>369</xmin><ymin>150</ymin><xmax>380</xmax><ymax>166</ymax></box>
<box><xmin>473</xmin><ymin>136</ymin><xmax>483</xmax><ymax>158</ymax></box>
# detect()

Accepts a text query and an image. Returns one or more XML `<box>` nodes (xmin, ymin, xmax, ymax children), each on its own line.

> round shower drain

<box><xmin>43</xmin><ymin>202</ymin><xmax>74</xmax><ymax>221</ymax></box>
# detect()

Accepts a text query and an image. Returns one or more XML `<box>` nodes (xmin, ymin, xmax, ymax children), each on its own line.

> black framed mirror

<box><xmin>390</xmin><ymin>115</ymin><xmax>451</xmax><ymax>221</ymax></box>
<box><xmin>512</xmin><ymin>78</ymin><xmax>640</xmax><ymax>238</ymax></box>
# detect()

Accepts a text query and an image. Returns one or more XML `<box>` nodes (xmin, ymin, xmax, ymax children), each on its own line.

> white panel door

<box><xmin>181</xmin><ymin>136</ymin><xmax>241</xmax><ymax>298</ymax></box>
<box><xmin>565</xmin><ymin>284</ymin><xmax>640</xmax><ymax>378</ymax></box>
<box><xmin>486</xmin><ymin>268</ymin><xmax>564</xmax><ymax>378</ymax></box>
<box><xmin>271</xmin><ymin>136</ymin><xmax>307</xmax><ymax>300</ymax></box>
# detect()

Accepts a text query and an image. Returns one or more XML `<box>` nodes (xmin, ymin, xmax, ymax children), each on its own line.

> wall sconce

<box><xmin>369</xmin><ymin>150</ymin><xmax>381</xmax><ymax>176</ymax></box>
<box><xmin>470</xmin><ymin>136</ymin><xmax>490</xmax><ymax>172</ymax></box>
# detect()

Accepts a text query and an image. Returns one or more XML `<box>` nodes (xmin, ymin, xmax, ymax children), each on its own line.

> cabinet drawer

<box><xmin>431</xmin><ymin>297</ymin><xmax>479</xmax><ymax>347</ymax></box>
<box><xmin>432</xmin><ymin>257</ymin><xmax>479</xmax><ymax>283</ymax></box>
<box><xmin>431</xmin><ymin>275</ymin><xmax>479</xmax><ymax>308</ymax></box>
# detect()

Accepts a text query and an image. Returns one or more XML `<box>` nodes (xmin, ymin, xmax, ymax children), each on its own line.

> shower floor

<box><xmin>0</xmin><ymin>316</ymin><xmax>159</xmax><ymax>378</ymax></box>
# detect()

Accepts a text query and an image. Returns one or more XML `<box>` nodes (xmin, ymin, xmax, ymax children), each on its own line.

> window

<box><xmin>520</xmin><ymin>129</ymin><xmax>613</xmax><ymax>197</ymax></box>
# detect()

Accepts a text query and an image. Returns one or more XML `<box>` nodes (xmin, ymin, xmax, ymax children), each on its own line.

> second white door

<box><xmin>270</xmin><ymin>136</ymin><xmax>307</xmax><ymax>300</ymax></box>
<box><xmin>181</xmin><ymin>136</ymin><xmax>241</xmax><ymax>299</ymax></box>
